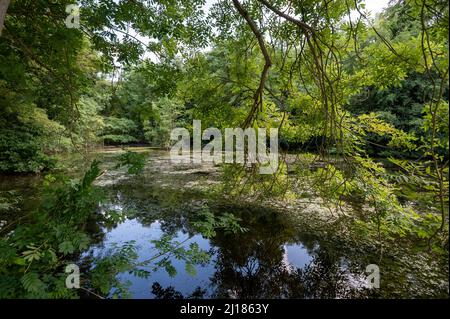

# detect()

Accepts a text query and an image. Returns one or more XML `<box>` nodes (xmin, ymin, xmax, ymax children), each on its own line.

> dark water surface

<box><xmin>1</xmin><ymin>147</ymin><xmax>448</xmax><ymax>298</ymax></box>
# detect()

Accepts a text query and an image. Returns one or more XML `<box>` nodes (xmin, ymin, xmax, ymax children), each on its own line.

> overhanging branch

<box><xmin>232</xmin><ymin>0</ymin><xmax>272</xmax><ymax>128</ymax></box>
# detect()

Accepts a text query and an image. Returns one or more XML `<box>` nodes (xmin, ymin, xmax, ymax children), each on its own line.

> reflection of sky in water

<box><xmin>284</xmin><ymin>244</ymin><xmax>313</xmax><ymax>269</ymax></box>
<box><xmin>92</xmin><ymin>219</ymin><xmax>217</xmax><ymax>298</ymax></box>
<box><xmin>89</xmin><ymin>219</ymin><xmax>317</xmax><ymax>299</ymax></box>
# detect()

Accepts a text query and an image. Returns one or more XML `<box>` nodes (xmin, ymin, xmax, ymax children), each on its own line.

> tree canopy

<box><xmin>0</xmin><ymin>0</ymin><xmax>448</xmax><ymax>299</ymax></box>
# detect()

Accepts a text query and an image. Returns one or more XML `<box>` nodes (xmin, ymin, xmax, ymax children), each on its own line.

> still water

<box><xmin>1</xmin><ymin>147</ymin><xmax>448</xmax><ymax>298</ymax></box>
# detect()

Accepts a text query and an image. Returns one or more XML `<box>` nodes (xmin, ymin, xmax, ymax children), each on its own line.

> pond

<box><xmin>1</xmin><ymin>147</ymin><xmax>448</xmax><ymax>298</ymax></box>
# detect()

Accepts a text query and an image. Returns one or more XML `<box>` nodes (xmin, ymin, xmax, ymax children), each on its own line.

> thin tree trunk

<box><xmin>0</xmin><ymin>0</ymin><xmax>10</xmax><ymax>36</ymax></box>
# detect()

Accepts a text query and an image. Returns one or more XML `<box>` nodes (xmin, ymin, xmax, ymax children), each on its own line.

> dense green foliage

<box><xmin>0</xmin><ymin>161</ymin><xmax>102</xmax><ymax>297</ymax></box>
<box><xmin>0</xmin><ymin>0</ymin><xmax>448</xmax><ymax>298</ymax></box>
<box><xmin>0</xmin><ymin>156</ymin><xmax>227</xmax><ymax>298</ymax></box>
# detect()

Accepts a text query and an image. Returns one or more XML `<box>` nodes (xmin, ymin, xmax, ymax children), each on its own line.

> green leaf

<box><xmin>58</xmin><ymin>241</ymin><xmax>75</xmax><ymax>255</ymax></box>
<box><xmin>22</xmin><ymin>246</ymin><xmax>42</xmax><ymax>262</ymax></box>
<box><xmin>185</xmin><ymin>262</ymin><xmax>197</xmax><ymax>276</ymax></box>
<box><xmin>14</xmin><ymin>257</ymin><xmax>26</xmax><ymax>266</ymax></box>
<box><xmin>165</xmin><ymin>264</ymin><xmax>177</xmax><ymax>277</ymax></box>
<box><xmin>21</xmin><ymin>272</ymin><xmax>44</xmax><ymax>293</ymax></box>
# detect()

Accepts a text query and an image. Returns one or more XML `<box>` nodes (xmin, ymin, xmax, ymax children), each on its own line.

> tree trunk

<box><xmin>0</xmin><ymin>0</ymin><xmax>11</xmax><ymax>36</ymax></box>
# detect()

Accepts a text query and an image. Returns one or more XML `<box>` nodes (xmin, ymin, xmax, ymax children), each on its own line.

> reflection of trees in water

<box><xmin>103</xmin><ymin>180</ymin><xmax>204</xmax><ymax>235</ymax></box>
<box><xmin>151</xmin><ymin>282</ymin><xmax>206</xmax><ymax>299</ymax></box>
<box><xmin>295</xmin><ymin>251</ymin><xmax>370</xmax><ymax>298</ymax></box>
<box><xmin>208</xmin><ymin>207</ymin><xmax>370</xmax><ymax>298</ymax></box>
<box><xmin>101</xmin><ymin>181</ymin><xmax>371</xmax><ymax>299</ymax></box>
